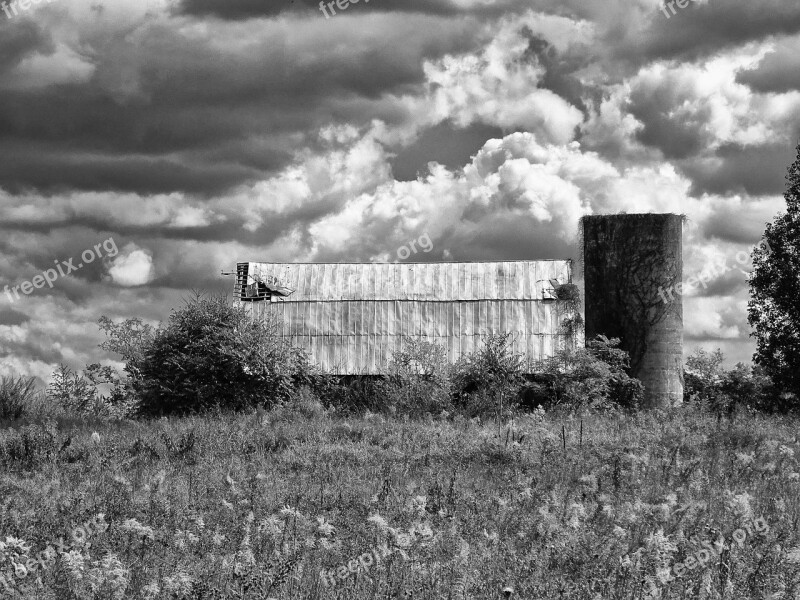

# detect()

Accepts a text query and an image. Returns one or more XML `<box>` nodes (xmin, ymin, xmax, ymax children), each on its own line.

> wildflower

<box><xmin>779</xmin><ymin>445</ymin><xmax>795</xmax><ymax>460</ymax></box>
<box><xmin>318</xmin><ymin>537</ymin><xmax>337</xmax><ymax>550</ymax></box>
<box><xmin>786</xmin><ymin>547</ymin><xmax>800</xmax><ymax>564</ymax></box>
<box><xmin>189</xmin><ymin>515</ymin><xmax>205</xmax><ymax>531</ymax></box>
<box><xmin>367</xmin><ymin>514</ymin><xmax>389</xmax><ymax>532</ymax></box>
<box><xmin>90</xmin><ymin>432</ymin><xmax>101</xmax><ymax>445</ymax></box>
<box><xmin>408</xmin><ymin>496</ymin><xmax>427</xmax><ymax>515</ymax></box>
<box><xmin>163</xmin><ymin>571</ymin><xmax>194</xmax><ymax>598</ymax></box>
<box><xmin>173</xmin><ymin>530</ymin><xmax>199</xmax><ymax>550</ymax></box>
<box><xmin>316</xmin><ymin>517</ymin><xmax>336</xmax><ymax>537</ymax></box>
<box><xmin>258</xmin><ymin>516</ymin><xmax>282</xmax><ymax>537</ymax></box>
<box><xmin>279</xmin><ymin>505</ymin><xmax>304</xmax><ymax>521</ymax></box>
<box><xmin>735</xmin><ymin>452</ymin><xmax>755</xmax><ymax>466</ymax></box>
<box><xmin>567</xmin><ymin>502</ymin><xmax>587</xmax><ymax>529</ymax></box>
<box><xmin>141</xmin><ymin>580</ymin><xmax>160</xmax><ymax>600</ymax></box>
<box><xmin>234</xmin><ymin>546</ymin><xmax>256</xmax><ymax>569</ymax></box>
<box><xmin>61</xmin><ymin>550</ymin><xmax>87</xmax><ymax>583</ymax></box>
<box><xmin>725</xmin><ymin>491</ymin><xmax>755</xmax><ymax>523</ymax></box>
<box><xmin>85</xmin><ymin>554</ymin><xmax>129</xmax><ymax>599</ymax></box>
<box><xmin>120</xmin><ymin>519</ymin><xmax>155</xmax><ymax>541</ymax></box>
<box><xmin>112</xmin><ymin>475</ymin><xmax>132</xmax><ymax>490</ymax></box>
<box><xmin>412</xmin><ymin>522</ymin><xmax>433</xmax><ymax>539</ymax></box>
<box><xmin>0</xmin><ymin>537</ymin><xmax>31</xmax><ymax>557</ymax></box>
<box><xmin>211</xmin><ymin>531</ymin><xmax>226</xmax><ymax>547</ymax></box>
<box><xmin>578</xmin><ymin>474</ymin><xmax>598</xmax><ymax>491</ymax></box>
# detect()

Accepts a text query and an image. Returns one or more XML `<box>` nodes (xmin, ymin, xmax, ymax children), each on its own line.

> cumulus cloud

<box><xmin>107</xmin><ymin>245</ymin><xmax>156</xmax><ymax>287</ymax></box>
<box><xmin>1</xmin><ymin>0</ymin><xmax>799</xmax><ymax>376</ymax></box>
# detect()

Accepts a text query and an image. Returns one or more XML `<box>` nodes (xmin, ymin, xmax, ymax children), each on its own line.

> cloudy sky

<box><xmin>1</xmin><ymin>0</ymin><xmax>798</xmax><ymax>382</ymax></box>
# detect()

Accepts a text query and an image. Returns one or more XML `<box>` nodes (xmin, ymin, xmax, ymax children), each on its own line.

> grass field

<box><xmin>1</xmin><ymin>402</ymin><xmax>800</xmax><ymax>599</ymax></box>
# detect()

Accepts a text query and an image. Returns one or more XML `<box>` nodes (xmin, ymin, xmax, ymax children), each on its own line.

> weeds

<box><xmin>0</xmin><ymin>405</ymin><xmax>797</xmax><ymax>598</ymax></box>
<box><xmin>0</xmin><ymin>375</ymin><xmax>36</xmax><ymax>421</ymax></box>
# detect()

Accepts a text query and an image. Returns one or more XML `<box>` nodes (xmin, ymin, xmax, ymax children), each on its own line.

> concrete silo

<box><xmin>581</xmin><ymin>214</ymin><xmax>684</xmax><ymax>408</ymax></box>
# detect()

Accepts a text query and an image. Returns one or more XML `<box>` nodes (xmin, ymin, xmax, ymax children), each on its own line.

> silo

<box><xmin>581</xmin><ymin>214</ymin><xmax>683</xmax><ymax>408</ymax></box>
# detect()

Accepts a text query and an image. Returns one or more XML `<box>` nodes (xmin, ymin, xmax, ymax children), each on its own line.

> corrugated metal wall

<box><xmin>237</xmin><ymin>261</ymin><xmax>573</xmax><ymax>374</ymax></box>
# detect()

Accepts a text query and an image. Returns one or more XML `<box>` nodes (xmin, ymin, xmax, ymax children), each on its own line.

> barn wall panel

<box><xmin>240</xmin><ymin>261</ymin><xmax>574</xmax><ymax>374</ymax></box>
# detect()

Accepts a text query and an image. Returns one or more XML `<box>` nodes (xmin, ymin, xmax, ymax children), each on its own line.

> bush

<box><xmin>684</xmin><ymin>348</ymin><xmax>778</xmax><ymax>414</ymax></box>
<box><xmin>132</xmin><ymin>293</ymin><xmax>316</xmax><ymax>416</ymax></box>
<box><xmin>319</xmin><ymin>375</ymin><xmax>386</xmax><ymax>414</ymax></box>
<box><xmin>532</xmin><ymin>335</ymin><xmax>644</xmax><ymax>411</ymax></box>
<box><xmin>0</xmin><ymin>375</ymin><xmax>37</xmax><ymax>421</ymax></box>
<box><xmin>0</xmin><ymin>421</ymin><xmax>59</xmax><ymax>469</ymax></box>
<box><xmin>452</xmin><ymin>334</ymin><xmax>526</xmax><ymax>419</ymax></box>
<box><xmin>379</xmin><ymin>338</ymin><xmax>454</xmax><ymax>416</ymax></box>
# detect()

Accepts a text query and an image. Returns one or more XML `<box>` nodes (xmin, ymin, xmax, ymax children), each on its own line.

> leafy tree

<box><xmin>748</xmin><ymin>143</ymin><xmax>800</xmax><ymax>406</ymax></box>
<box><xmin>453</xmin><ymin>334</ymin><xmax>528</xmax><ymax>419</ymax></box>
<box><xmin>683</xmin><ymin>348</ymin><xmax>778</xmax><ymax>415</ymax></box>
<box><xmin>132</xmin><ymin>293</ymin><xmax>314</xmax><ymax>416</ymax></box>
<box><xmin>684</xmin><ymin>348</ymin><xmax>725</xmax><ymax>403</ymax></box>
<box><xmin>47</xmin><ymin>364</ymin><xmax>109</xmax><ymax>415</ymax></box>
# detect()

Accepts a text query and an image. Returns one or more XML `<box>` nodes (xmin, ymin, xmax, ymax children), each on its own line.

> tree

<box><xmin>132</xmin><ymin>293</ymin><xmax>314</xmax><ymax>416</ymax></box>
<box><xmin>748</xmin><ymin>143</ymin><xmax>800</xmax><ymax>406</ymax></box>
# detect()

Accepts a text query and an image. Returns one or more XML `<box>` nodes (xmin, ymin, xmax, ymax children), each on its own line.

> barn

<box><xmin>232</xmin><ymin>260</ymin><xmax>578</xmax><ymax>375</ymax></box>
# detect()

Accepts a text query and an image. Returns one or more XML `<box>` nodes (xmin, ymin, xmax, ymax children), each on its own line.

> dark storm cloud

<box><xmin>0</xmin><ymin>307</ymin><xmax>30</xmax><ymax>326</ymax></box>
<box><xmin>390</xmin><ymin>121</ymin><xmax>503</xmax><ymax>181</ymax></box>
<box><xmin>704</xmin><ymin>215</ymin><xmax>773</xmax><ymax>246</ymax></box>
<box><xmin>626</xmin><ymin>0</ymin><xmax>800</xmax><ymax>64</ymax></box>
<box><xmin>0</xmin><ymin>14</ymin><xmax>479</xmax><ymax>196</ymax></box>
<box><xmin>736</xmin><ymin>38</ymin><xmax>800</xmax><ymax>93</ymax></box>
<box><xmin>626</xmin><ymin>85</ymin><xmax>707</xmax><ymax>160</ymax></box>
<box><xmin>0</xmin><ymin>149</ymin><xmax>263</xmax><ymax>196</ymax></box>
<box><xmin>693</xmin><ymin>269</ymin><xmax>748</xmax><ymax>299</ymax></box>
<box><xmin>0</xmin><ymin>19</ymin><xmax>51</xmax><ymax>70</ymax></box>
<box><xmin>177</xmin><ymin>0</ymin><xmax>523</xmax><ymax>19</ymax></box>
<box><xmin>680</xmin><ymin>143</ymin><xmax>798</xmax><ymax>197</ymax></box>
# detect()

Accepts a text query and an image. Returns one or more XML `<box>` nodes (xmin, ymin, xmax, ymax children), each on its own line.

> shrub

<box><xmin>48</xmin><ymin>364</ymin><xmax>99</xmax><ymax>413</ymax></box>
<box><xmin>0</xmin><ymin>374</ymin><xmax>37</xmax><ymax>421</ymax></box>
<box><xmin>532</xmin><ymin>335</ymin><xmax>644</xmax><ymax>411</ymax></box>
<box><xmin>0</xmin><ymin>422</ymin><xmax>59</xmax><ymax>469</ymax></box>
<box><xmin>452</xmin><ymin>334</ymin><xmax>526</xmax><ymax>419</ymax></box>
<box><xmin>684</xmin><ymin>348</ymin><xmax>778</xmax><ymax>414</ymax></box>
<box><xmin>380</xmin><ymin>338</ymin><xmax>454</xmax><ymax>416</ymax></box>
<box><xmin>132</xmin><ymin>293</ymin><xmax>316</xmax><ymax>416</ymax></box>
<box><xmin>319</xmin><ymin>375</ymin><xmax>387</xmax><ymax>414</ymax></box>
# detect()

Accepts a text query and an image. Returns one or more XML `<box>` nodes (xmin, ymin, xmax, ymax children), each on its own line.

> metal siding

<box><xmin>240</xmin><ymin>261</ymin><xmax>572</xmax><ymax>374</ymax></box>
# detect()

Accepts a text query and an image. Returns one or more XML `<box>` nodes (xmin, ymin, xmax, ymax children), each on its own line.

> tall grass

<box><xmin>0</xmin><ymin>375</ymin><xmax>37</xmax><ymax>421</ymax></box>
<box><xmin>0</xmin><ymin>403</ymin><xmax>798</xmax><ymax>598</ymax></box>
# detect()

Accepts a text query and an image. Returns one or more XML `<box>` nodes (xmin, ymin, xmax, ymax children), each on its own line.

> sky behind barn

<box><xmin>1</xmin><ymin>0</ymin><xmax>799</xmax><ymax>383</ymax></box>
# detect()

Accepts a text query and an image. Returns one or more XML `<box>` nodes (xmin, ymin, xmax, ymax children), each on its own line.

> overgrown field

<box><xmin>1</xmin><ymin>403</ymin><xmax>800</xmax><ymax>599</ymax></box>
